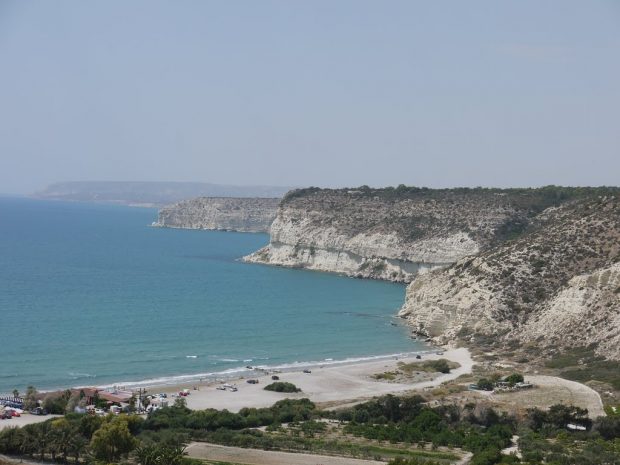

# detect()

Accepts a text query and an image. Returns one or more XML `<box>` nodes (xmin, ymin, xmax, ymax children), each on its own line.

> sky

<box><xmin>0</xmin><ymin>1</ymin><xmax>619</xmax><ymax>194</ymax></box>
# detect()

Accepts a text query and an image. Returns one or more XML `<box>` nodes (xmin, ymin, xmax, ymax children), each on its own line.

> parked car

<box><xmin>30</xmin><ymin>407</ymin><xmax>48</xmax><ymax>416</ymax></box>
<box><xmin>303</xmin><ymin>369</ymin><xmax>312</xmax><ymax>374</ymax></box>
<box><xmin>246</xmin><ymin>379</ymin><xmax>259</xmax><ymax>384</ymax></box>
<box><xmin>271</xmin><ymin>375</ymin><xmax>280</xmax><ymax>380</ymax></box>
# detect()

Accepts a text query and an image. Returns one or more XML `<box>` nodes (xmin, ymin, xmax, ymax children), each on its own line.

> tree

<box><xmin>68</xmin><ymin>434</ymin><xmax>88</xmax><ymax>464</ymax></box>
<box><xmin>173</xmin><ymin>397</ymin><xmax>187</xmax><ymax>409</ymax></box>
<box><xmin>476</xmin><ymin>379</ymin><xmax>494</xmax><ymax>391</ymax></box>
<box><xmin>51</xmin><ymin>417</ymin><xmax>77</xmax><ymax>462</ymax></box>
<box><xmin>12</xmin><ymin>389</ymin><xmax>19</xmax><ymax>399</ymax></box>
<box><xmin>547</xmin><ymin>404</ymin><xmax>591</xmax><ymax>430</ymax></box>
<box><xmin>23</xmin><ymin>385</ymin><xmax>38</xmax><ymax>410</ymax></box>
<box><xmin>90</xmin><ymin>416</ymin><xmax>138</xmax><ymax>462</ymax></box>
<box><xmin>504</xmin><ymin>373</ymin><xmax>524</xmax><ymax>386</ymax></box>
<box><xmin>594</xmin><ymin>416</ymin><xmax>620</xmax><ymax>440</ymax></box>
<box><xmin>0</xmin><ymin>426</ymin><xmax>24</xmax><ymax>455</ymax></box>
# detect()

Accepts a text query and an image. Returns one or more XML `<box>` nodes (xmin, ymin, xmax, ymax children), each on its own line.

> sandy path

<box><xmin>0</xmin><ymin>414</ymin><xmax>61</xmax><ymax>431</ymax></box>
<box><xmin>186</xmin><ymin>442</ymin><xmax>385</xmax><ymax>465</ymax></box>
<box><xmin>493</xmin><ymin>374</ymin><xmax>605</xmax><ymax>418</ymax></box>
<box><xmin>167</xmin><ymin>348</ymin><xmax>473</xmax><ymax>412</ymax></box>
<box><xmin>0</xmin><ymin>454</ymin><xmax>56</xmax><ymax>465</ymax></box>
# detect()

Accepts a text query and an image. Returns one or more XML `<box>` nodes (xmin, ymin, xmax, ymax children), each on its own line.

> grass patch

<box><xmin>562</xmin><ymin>360</ymin><xmax>620</xmax><ymax>390</ymax></box>
<box><xmin>545</xmin><ymin>346</ymin><xmax>620</xmax><ymax>389</ymax></box>
<box><xmin>544</xmin><ymin>346</ymin><xmax>601</xmax><ymax>369</ymax></box>
<box><xmin>372</xmin><ymin>371</ymin><xmax>399</xmax><ymax>380</ymax></box>
<box><xmin>361</xmin><ymin>444</ymin><xmax>458</xmax><ymax>461</ymax></box>
<box><xmin>399</xmin><ymin>359</ymin><xmax>459</xmax><ymax>375</ymax></box>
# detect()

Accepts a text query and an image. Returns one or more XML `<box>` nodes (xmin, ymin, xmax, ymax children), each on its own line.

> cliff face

<box><xmin>155</xmin><ymin>197</ymin><xmax>280</xmax><ymax>233</ymax></box>
<box><xmin>399</xmin><ymin>195</ymin><xmax>620</xmax><ymax>360</ymax></box>
<box><xmin>244</xmin><ymin>186</ymin><xmax>585</xmax><ymax>282</ymax></box>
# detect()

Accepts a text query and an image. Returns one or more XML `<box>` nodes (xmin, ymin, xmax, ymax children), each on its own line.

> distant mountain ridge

<box><xmin>34</xmin><ymin>181</ymin><xmax>293</xmax><ymax>206</ymax></box>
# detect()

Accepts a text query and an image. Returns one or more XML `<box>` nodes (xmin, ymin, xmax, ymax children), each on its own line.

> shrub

<box><xmin>264</xmin><ymin>382</ymin><xmax>301</xmax><ymax>393</ymax></box>
<box><xmin>476</xmin><ymin>379</ymin><xmax>494</xmax><ymax>391</ymax></box>
<box><xmin>504</xmin><ymin>373</ymin><xmax>524</xmax><ymax>386</ymax></box>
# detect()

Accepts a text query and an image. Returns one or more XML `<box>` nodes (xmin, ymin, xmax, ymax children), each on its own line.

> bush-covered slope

<box><xmin>400</xmin><ymin>194</ymin><xmax>620</xmax><ymax>360</ymax></box>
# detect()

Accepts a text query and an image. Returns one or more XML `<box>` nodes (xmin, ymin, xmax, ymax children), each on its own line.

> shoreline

<box><xmin>0</xmin><ymin>348</ymin><xmax>431</xmax><ymax>396</ymax></box>
<box><xmin>93</xmin><ymin>348</ymin><xmax>435</xmax><ymax>392</ymax></box>
<box><xmin>154</xmin><ymin>347</ymin><xmax>473</xmax><ymax>412</ymax></box>
<box><xmin>1</xmin><ymin>348</ymin><xmax>473</xmax><ymax>431</ymax></box>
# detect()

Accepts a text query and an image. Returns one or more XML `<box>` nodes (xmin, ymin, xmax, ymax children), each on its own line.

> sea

<box><xmin>0</xmin><ymin>197</ymin><xmax>425</xmax><ymax>393</ymax></box>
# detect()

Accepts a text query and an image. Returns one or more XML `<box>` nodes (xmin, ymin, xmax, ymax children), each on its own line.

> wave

<box><xmin>96</xmin><ymin>349</ymin><xmax>434</xmax><ymax>390</ymax></box>
<box><xmin>68</xmin><ymin>372</ymin><xmax>97</xmax><ymax>380</ymax></box>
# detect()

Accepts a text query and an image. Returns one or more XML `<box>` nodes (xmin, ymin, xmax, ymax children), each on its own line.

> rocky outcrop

<box><xmin>399</xmin><ymin>195</ymin><xmax>620</xmax><ymax>360</ymax></box>
<box><xmin>155</xmin><ymin>197</ymin><xmax>280</xmax><ymax>233</ymax></box>
<box><xmin>244</xmin><ymin>186</ymin><xmax>597</xmax><ymax>282</ymax></box>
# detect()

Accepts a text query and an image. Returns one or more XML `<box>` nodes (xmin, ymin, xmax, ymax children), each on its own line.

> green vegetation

<box><xmin>398</xmin><ymin>359</ymin><xmax>458</xmax><ymax>375</ymax></box>
<box><xmin>562</xmin><ymin>360</ymin><xmax>620</xmax><ymax>390</ymax></box>
<box><xmin>263</xmin><ymin>381</ymin><xmax>301</xmax><ymax>393</ymax></box>
<box><xmin>372</xmin><ymin>371</ymin><xmax>399</xmax><ymax>380</ymax></box>
<box><xmin>2</xmin><ymin>392</ymin><xmax>620</xmax><ymax>465</ymax></box>
<box><xmin>283</xmin><ymin>185</ymin><xmax>620</xmax><ymax>216</ymax></box>
<box><xmin>476</xmin><ymin>378</ymin><xmax>494</xmax><ymax>391</ymax></box>
<box><xmin>135</xmin><ymin>443</ymin><xmax>187</xmax><ymax>465</ymax></box>
<box><xmin>372</xmin><ymin>359</ymin><xmax>458</xmax><ymax>381</ymax></box>
<box><xmin>504</xmin><ymin>373</ymin><xmax>524</xmax><ymax>386</ymax></box>
<box><xmin>545</xmin><ymin>346</ymin><xmax>620</xmax><ymax>390</ymax></box>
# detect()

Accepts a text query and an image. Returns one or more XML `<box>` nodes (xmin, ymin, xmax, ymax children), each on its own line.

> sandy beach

<box><xmin>0</xmin><ymin>414</ymin><xmax>62</xmax><ymax>431</ymax></box>
<box><xmin>158</xmin><ymin>348</ymin><xmax>473</xmax><ymax>412</ymax></box>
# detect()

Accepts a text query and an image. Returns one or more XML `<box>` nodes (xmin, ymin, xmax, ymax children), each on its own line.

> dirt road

<box><xmin>185</xmin><ymin>442</ymin><xmax>385</xmax><ymax>465</ymax></box>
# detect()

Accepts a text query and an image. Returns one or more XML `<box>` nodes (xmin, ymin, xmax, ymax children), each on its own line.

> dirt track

<box><xmin>186</xmin><ymin>442</ymin><xmax>385</xmax><ymax>465</ymax></box>
<box><xmin>491</xmin><ymin>375</ymin><xmax>605</xmax><ymax>418</ymax></box>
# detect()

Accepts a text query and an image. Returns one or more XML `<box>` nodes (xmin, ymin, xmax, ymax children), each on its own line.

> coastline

<box><xmin>94</xmin><ymin>348</ymin><xmax>433</xmax><ymax>391</ymax></box>
<box><xmin>1</xmin><ymin>348</ymin><xmax>473</xmax><ymax>431</ymax></box>
<box><xmin>150</xmin><ymin>348</ymin><xmax>473</xmax><ymax>412</ymax></box>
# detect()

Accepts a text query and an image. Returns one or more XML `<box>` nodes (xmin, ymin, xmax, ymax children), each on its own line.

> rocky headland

<box><xmin>244</xmin><ymin>186</ymin><xmax>592</xmax><ymax>282</ymax></box>
<box><xmin>245</xmin><ymin>185</ymin><xmax>620</xmax><ymax>362</ymax></box>
<box><xmin>155</xmin><ymin>197</ymin><xmax>280</xmax><ymax>233</ymax></box>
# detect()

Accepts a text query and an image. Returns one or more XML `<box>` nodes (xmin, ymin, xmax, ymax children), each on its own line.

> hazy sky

<box><xmin>1</xmin><ymin>1</ymin><xmax>619</xmax><ymax>194</ymax></box>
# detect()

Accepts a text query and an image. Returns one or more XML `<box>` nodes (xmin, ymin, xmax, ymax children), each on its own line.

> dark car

<box><xmin>303</xmin><ymin>369</ymin><xmax>311</xmax><ymax>374</ymax></box>
<box><xmin>246</xmin><ymin>379</ymin><xmax>259</xmax><ymax>384</ymax></box>
<box><xmin>271</xmin><ymin>375</ymin><xmax>280</xmax><ymax>380</ymax></box>
<box><xmin>30</xmin><ymin>407</ymin><xmax>48</xmax><ymax>416</ymax></box>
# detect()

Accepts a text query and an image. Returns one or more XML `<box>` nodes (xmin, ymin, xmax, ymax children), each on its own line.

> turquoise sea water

<box><xmin>0</xmin><ymin>197</ymin><xmax>423</xmax><ymax>393</ymax></box>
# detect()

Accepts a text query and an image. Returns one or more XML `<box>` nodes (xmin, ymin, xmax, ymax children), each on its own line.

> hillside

<box><xmin>244</xmin><ymin>186</ymin><xmax>616</xmax><ymax>282</ymax></box>
<box><xmin>399</xmin><ymin>194</ymin><xmax>620</xmax><ymax>361</ymax></box>
<box><xmin>154</xmin><ymin>197</ymin><xmax>280</xmax><ymax>233</ymax></box>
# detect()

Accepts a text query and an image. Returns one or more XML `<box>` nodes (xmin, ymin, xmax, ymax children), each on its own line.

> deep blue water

<box><xmin>0</xmin><ymin>197</ymin><xmax>422</xmax><ymax>393</ymax></box>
